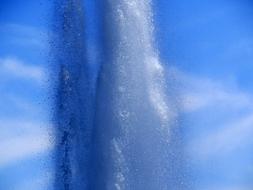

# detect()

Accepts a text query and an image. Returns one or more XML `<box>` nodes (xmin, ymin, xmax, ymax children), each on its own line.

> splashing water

<box><xmin>90</xmin><ymin>0</ymin><xmax>179</xmax><ymax>189</ymax></box>
<box><xmin>52</xmin><ymin>0</ymin><xmax>183</xmax><ymax>190</ymax></box>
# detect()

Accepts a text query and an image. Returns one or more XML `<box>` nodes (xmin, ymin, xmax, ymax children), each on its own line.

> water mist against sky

<box><xmin>1</xmin><ymin>0</ymin><xmax>253</xmax><ymax>190</ymax></box>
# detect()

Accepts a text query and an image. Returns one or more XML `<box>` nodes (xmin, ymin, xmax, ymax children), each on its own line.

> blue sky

<box><xmin>155</xmin><ymin>1</ymin><xmax>253</xmax><ymax>189</ymax></box>
<box><xmin>1</xmin><ymin>0</ymin><xmax>253</xmax><ymax>190</ymax></box>
<box><xmin>0</xmin><ymin>1</ymin><xmax>53</xmax><ymax>190</ymax></box>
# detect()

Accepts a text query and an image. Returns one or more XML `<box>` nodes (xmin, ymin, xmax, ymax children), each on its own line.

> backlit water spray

<box><xmin>52</xmin><ymin>0</ymin><xmax>183</xmax><ymax>189</ymax></box>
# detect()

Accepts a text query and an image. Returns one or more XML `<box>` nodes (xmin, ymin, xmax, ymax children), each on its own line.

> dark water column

<box><xmin>52</xmin><ymin>0</ymin><xmax>93</xmax><ymax>190</ymax></box>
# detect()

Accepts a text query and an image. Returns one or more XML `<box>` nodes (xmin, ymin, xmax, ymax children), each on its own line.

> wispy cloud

<box><xmin>0</xmin><ymin>57</ymin><xmax>45</xmax><ymax>83</ymax></box>
<box><xmin>0</xmin><ymin>120</ymin><xmax>53</xmax><ymax>168</ymax></box>
<box><xmin>0</xmin><ymin>57</ymin><xmax>49</xmax><ymax>168</ymax></box>
<box><xmin>190</xmin><ymin>114</ymin><xmax>253</xmax><ymax>158</ymax></box>
<box><xmin>0</xmin><ymin>23</ymin><xmax>48</xmax><ymax>49</ymax></box>
<box><xmin>167</xmin><ymin>67</ymin><xmax>253</xmax><ymax>159</ymax></box>
<box><xmin>0</xmin><ymin>134</ymin><xmax>53</xmax><ymax>168</ymax></box>
<box><xmin>168</xmin><ymin>67</ymin><xmax>253</xmax><ymax>112</ymax></box>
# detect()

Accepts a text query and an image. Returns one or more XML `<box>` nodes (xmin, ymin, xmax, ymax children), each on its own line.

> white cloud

<box><xmin>0</xmin><ymin>134</ymin><xmax>53</xmax><ymax>168</ymax></box>
<box><xmin>168</xmin><ymin>67</ymin><xmax>253</xmax><ymax>112</ymax></box>
<box><xmin>0</xmin><ymin>57</ymin><xmax>49</xmax><ymax>168</ymax></box>
<box><xmin>0</xmin><ymin>120</ymin><xmax>53</xmax><ymax>168</ymax></box>
<box><xmin>0</xmin><ymin>57</ymin><xmax>45</xmax><ymax>83</ymax></box>
<box><xmin>166</xmin><ymin>67</ymin><xmax>253</xmax><ymax>158</ymax></box>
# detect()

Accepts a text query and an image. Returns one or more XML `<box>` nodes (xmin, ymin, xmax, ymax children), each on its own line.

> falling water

<box><xmin>90</xmin><ymin>0</ymin><xmax>181</xmax><ymax>189</ymax></box>
<box><xmin>53</xmin><ymin>0</ymin><xmax>183</xmax><ymax>190</ymax></box>
<box><xmin>53</xmin><ymin>0</ymin><xmax>93</xmax><ymax>189</ymax></box>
